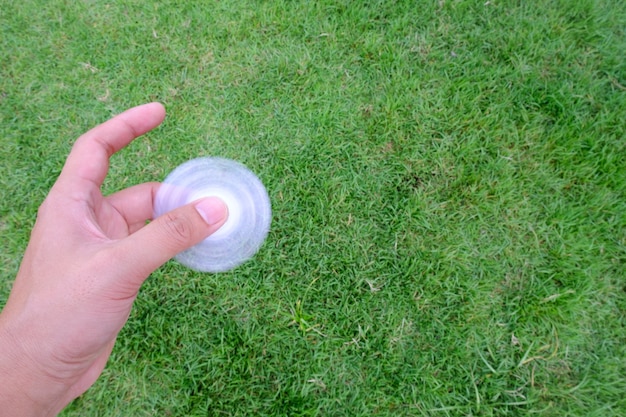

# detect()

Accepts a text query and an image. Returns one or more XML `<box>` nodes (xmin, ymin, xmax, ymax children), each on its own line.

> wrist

<box><xmin>0</xmin><ymin>312</ymin><xmax>70</xmax><ymax>417</ymax></box>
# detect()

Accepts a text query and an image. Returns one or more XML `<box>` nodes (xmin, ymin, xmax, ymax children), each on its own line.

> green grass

<box><xmin>1</xmin><ymin>0</ymin><xmax>625</xmax><ymax>415</ymax></box>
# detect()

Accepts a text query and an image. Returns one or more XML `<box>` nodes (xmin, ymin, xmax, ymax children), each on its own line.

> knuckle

<box><xmin>162</xmin><ymin>211</ymin><xmax>195</xmax><ymax>245</ymax></box>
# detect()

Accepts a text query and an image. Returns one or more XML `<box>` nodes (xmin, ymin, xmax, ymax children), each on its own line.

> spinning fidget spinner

<box><xmin>154</xmin><ymin>157</ymin><xmax>271</xmax><ymax>272</ymax></box>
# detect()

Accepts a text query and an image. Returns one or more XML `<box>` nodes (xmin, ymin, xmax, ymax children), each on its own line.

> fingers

<box><xmin>105</xmin><ymin>182</ymin><xmax>159</xmax><ymax>232</ymax></box>
<box><xmin>113</xmin><ymin>197</ymin><xmax>228</xmax><ymax>285</ymax></box>
<box><xmin>57</xmin><ymin>103</ymin><xmax>166</xmax><ymax>193</ymax></box>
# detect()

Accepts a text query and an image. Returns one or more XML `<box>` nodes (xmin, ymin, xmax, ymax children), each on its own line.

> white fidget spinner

<box><xmin>154</xmin><ymin>157</ymin><xmax>272</xmax><ymax>272</ymax></box>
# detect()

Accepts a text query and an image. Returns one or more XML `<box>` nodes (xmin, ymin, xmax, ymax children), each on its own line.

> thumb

<box><xmin>115</xmin><ymin>197</ymin><xmax>228</xmax><ymax>279</ymax></box>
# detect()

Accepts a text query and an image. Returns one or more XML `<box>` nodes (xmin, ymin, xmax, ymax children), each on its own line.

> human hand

<box><xmin>0</xmin><ymin>103</ymin><xmax>228</xmax><ymax>416</ymax></box>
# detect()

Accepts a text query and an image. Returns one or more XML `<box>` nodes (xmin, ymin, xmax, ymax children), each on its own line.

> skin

<box><xmin>0</xmin><ymin>103</ymin><xmax>228</xmax><ymax>416</ymax></box>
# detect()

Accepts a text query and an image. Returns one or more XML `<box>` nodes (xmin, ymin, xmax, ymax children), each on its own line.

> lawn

<box><xmin>1</xmin><ymin>0</ymin><xmax>625</xmax><ymax>415</ymax></box>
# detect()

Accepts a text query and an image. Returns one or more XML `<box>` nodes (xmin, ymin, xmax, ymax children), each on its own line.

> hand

<box><xmin>0</xmin><ymin>103</ymin><xmax>228</xmax><ymax>416</ymax></box>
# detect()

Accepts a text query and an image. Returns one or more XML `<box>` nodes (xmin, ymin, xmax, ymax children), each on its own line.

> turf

<box><xmin>1</xmin><ymin>0</ymin><xmax>625</xmax><ymax>415</ymax></box>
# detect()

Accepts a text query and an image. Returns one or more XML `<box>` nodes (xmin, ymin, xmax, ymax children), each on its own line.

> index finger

<box><xmin>57</xmin><ymin>102</ymin><xmax>166</xmax><ymax>191</ymax></box>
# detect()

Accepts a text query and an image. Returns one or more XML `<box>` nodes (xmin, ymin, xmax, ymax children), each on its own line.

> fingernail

<box><xmin>195</xmin><ymin>197</ymin><xmax>228</xmax><ymax>225</ymax></box>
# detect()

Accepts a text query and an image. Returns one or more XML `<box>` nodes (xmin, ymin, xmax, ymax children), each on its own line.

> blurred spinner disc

<box><xmin>154</xmin><ymin>157</ymin><xmax>271</xmax><ymax>272</ymax></box>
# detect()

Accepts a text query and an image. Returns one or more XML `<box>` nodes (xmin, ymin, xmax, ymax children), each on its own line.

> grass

<box><xmin>1</xmin><ymin>0</ymin><xmax>625</xmax><ymax>415</ymax></box>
